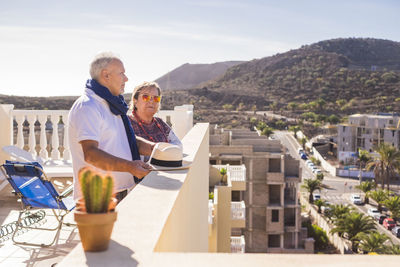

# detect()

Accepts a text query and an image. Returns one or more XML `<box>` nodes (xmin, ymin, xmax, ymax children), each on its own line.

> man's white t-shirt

<box><xmin>68</xmin><ymin>88</ymin><xmax>135</xmax><ymax>200</ymax></box>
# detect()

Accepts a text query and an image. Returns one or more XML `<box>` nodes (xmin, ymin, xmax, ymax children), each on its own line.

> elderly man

<box><xmin>68</xmin><ymin>52</ymin><xmax>154</xmax><ymax>202</ymax></box>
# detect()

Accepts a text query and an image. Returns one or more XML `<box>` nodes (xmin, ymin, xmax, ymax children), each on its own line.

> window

<box><xmin>272</xmin><ymin>210</ymin><xmax>279</xmax><ymax>222</ymax></box>
<box><xmin>268</xmin><ymin>235</ymin><xmax>280</xmax><ymax>248</ymax></box>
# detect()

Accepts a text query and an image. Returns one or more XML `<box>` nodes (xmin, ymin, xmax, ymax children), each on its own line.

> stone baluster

<box><xmin>27</xmin><ymin>114</ymin><xmax>37</xmax><ymax>155</ymax></box>
<box><xmin>50</xmin><ymin>114</ymin><xmax>60</xmax><ymax>160</ymax></box>
<box><xmin>38</xmin><ymin>114</ymin><xmax>49</xmax><ymax>160</ymax></box>
<box><xmin>62</xmin><ymin>114</ymin><xmax>71</xmax><ymax>160</ymax></box>
<box><xmin>15</xmin><ymin>114</ymin><xmax>25</xmax><ymax>149</ymax></box>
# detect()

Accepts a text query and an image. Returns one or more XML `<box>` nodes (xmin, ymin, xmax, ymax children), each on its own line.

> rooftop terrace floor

<box><xmin>0</xmin><ymin>181</ymin><xmax>78</xmax><ymax>267</ymax></box>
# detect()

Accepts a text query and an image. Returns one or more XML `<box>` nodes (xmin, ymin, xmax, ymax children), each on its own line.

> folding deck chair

<box><xmin>0</xmin><ymin>161</ymin><xmax>75</xmax><ymax>247</ymax></box>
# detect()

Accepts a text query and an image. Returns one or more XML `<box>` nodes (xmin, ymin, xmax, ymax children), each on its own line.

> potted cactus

<box><xmin>74</xmin><ymin>168</ymin><xmax>117</xmax><ymax>252</ymax></box>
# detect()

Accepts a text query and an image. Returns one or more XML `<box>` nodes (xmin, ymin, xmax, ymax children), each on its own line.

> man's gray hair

<box><xmin>89</xmin><ymin>52</ymin><xmax>121</xmax><ymax>80</ymax></box>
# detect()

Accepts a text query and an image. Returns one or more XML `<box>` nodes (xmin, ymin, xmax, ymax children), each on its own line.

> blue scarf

<box><xmin>86</xmin><ymin>79</ymin><xmax>141</xmax><ymax>183</ymax></box>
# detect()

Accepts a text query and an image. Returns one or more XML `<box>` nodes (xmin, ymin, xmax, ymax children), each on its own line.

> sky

<box><xmin>0</xmin><ymin>0</ymin><xmax>399</xmax><ymax>97</ymax></box>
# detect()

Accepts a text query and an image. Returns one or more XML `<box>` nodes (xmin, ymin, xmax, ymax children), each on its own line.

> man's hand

<box><xmin>136</xmin><ymin>136</ymin><xmax>155</xmax><ymax>156</ymax></box>
<box><xmin>129</xmin><ymin>160</ymin><xmax>152</xmax><ymax>178</ymax></box>
<box><xmin>80</xmin><ymin>140</ymin><xmax>152</xmax><ymax>178</ymax></box>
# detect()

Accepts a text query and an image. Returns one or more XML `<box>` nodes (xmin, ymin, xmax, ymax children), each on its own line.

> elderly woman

<box><xmin>129</xmin><ymin>81</ymin><xmax>182</xmax><ymax>148</ymax></box>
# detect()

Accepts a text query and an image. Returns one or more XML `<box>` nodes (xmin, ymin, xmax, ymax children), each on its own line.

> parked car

<box><xmin>350</xmin><ymin>194</ymin><xmax>363</xmax><ymax>205</ymax></box>
<box><xmin>298</xmin><ymin>148</ymin><xmax>304</xmax><ymax>155</ymax></box>
<box><xmin>307</xmin><ymin>162</ymin><xmax>315</xmax><ymax>168</ymax></box>
<box><xmin>321</xmin><ymin>201</ymin><xmax>332</xmax><ymax>214</ymax></box>
<box><xmin>300</xmin><ymin>153</ymin><xmax>308</xmax><ymax>160</ymax></box>
<box><xmin>377</xmin><ymin>215</ymin><xmax>387</xmax><ymax>224</ymax></box>
<box><xmin>367</xmin><ymin>208</ymin><xmax>380</xmax><ymax>218</ymax></box>
<box><xmin>305</xmin><ymin>160</ymin><xmax>312</xmax><ymax>165</ymax></box>
<box><xmin>313</xmin><ymin>169</ymin><xmax>322</xmax><ymax>174</ymax></box>
<box><xmin>392</xmin><ymin>226</ymin><xmax>400</xmax><ymax>237</ymax></box>
<box><xmin>313</xmin><ymin>193</ymin><xmax>321</xmax><ymax>201</ymax></box>
<box><xmin>383</xmin><ymin>218</ymin><xmax>396</xmax><ymax>230</ymax></box>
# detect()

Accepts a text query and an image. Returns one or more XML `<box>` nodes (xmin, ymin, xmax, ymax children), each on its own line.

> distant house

<box><xmin>337</xmin><ymin>113</ymin><xmax>400</xmax><ymax>163</ymax></box>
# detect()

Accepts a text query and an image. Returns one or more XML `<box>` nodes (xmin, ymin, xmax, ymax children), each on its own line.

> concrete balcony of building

<box><xmin>230</xmin><ymin>235</ymin><xmax>245</xmax><ymax>253</ymax></box>
<box><xmin>228</xmin><ymin>165</ymin><xmax>246</xmax><ymax>191</ymax></box>
<box><xmin>210</xmin><ymin>164</ymin><xmax>246</xmax><ymax>191</ymax></box>
<box><xmin>231</xmin><ymin>201</ymin><xmax>245</xmax><ymax>228</ymax></box>
<box><xmin>266</xmin><ymin>172</ymin><xmax>284</xmax><ymax>184</ymax></box>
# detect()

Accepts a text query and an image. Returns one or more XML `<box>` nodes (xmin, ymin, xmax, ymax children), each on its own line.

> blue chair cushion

<box><xmin>3</xmin><ymin>161</ymin><xmax>68</xmax><ymax>210</ymax></box>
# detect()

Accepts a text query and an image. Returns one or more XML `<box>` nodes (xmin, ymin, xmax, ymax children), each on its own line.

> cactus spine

<box><xmin>79</xmin><ymin>169</ymin><xmax>114</xmax><ymax>213</ymax></box>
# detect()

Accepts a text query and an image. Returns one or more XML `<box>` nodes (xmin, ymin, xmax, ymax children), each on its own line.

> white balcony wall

<box><xmin>231</xmin><ymin>201</ymin><xmax>246</xmax><ymax>220</ymax></box>
<box><xmin>228</xmin><ymin>165</ymin><xmax>246</xmax><ymax>182</ymax></box>
<box><xmin>208</xmin><ymin>199</ymin><xmax>214</xmax><ymax>225</ymax></box>
<box><xmin>212</xmin><ymin>164</ymin><xmax>246</xmax><ymax>182</ymax></box>
<box><xmin>155</xmin><ymin>104</ymin><xmax>193</xmax><ymax>140</ymax></box>
<box><xmin>230</xmin><ymin>236</ymin><xmax>245</xmax><ymax>253</ymax></box>
<box><xmin>0</xmin><ymin>104</ymin><xmax>193</xmax><ymax>164</ymax></box>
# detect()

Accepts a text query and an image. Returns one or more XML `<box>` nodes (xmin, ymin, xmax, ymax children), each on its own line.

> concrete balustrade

<box><xmin>228</xmin><ymin>165</ymin><xmax>246</xmax><ymax>182</ymax></box>
<box><xmin>231</xmin><ymin>201</ymin><xmax>246</xmax><ymax>220</ymax></box>
<box><xmin>230</xmin><ymin>236</ymin><xmax>245</xmax><ymax>253</ymax></box>
<box><xmin>10</xmin><ymin>109</ymin><xmax>70</xmax><ymax>161</ymax></box>
<box><xmin>0</xmin><ymin>104</ymin><xmax>193</xmax><ymax>164</ymax></box>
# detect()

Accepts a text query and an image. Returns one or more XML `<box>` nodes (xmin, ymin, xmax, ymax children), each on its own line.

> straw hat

<box><xmin>148</xmin><ymin>142</ymin><xmax>191</xmax><ymax>171</ymax></box>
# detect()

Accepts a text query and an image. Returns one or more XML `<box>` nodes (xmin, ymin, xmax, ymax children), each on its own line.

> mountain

<box><xmin>155</xmin><ymin>61</ymin><xmax>243</xmax><ymax>90</ymax></box>
<box><xmin>192</xmin><ymin>38</ymin><xmax>400</xmax><ymax>113</ymax></box>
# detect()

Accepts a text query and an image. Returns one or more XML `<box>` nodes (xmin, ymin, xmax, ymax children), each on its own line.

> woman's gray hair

<box><xmin>89</xmin><ymin>52</ymin><xmax>121</xmax><ymax>80</ymax></box>
<box><xmin>130</xmin><ymin>82</ymin><xmax>162</xmax><ymax>110</ymax></box>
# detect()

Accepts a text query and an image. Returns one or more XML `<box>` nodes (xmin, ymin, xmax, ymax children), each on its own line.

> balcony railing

<box><xmin>11</xmin><ymin>109</ymin><xmax>71</xmax><ymax>161</ymax></box>
<box><xmin>228</xmin><ymin>165</ymin><xmax>246</xmax><ymax>182</ymax></box>
<box><xmin>231</xmin><ymin>201</ymin><xmax>245</xmax><ymax>220</ymax></box>
<box><xmin>212</xmin><ymin>164</ymin><xmax>246</xmax><ymax>182</ymax></box>
<box><xmin>230</xmin><ymin>235</ymin><xmax>245</xmax><ymax>253</ymax></box>
<box><xmin>208</xmin><ymin>199</ymin><xmax>214</xmax><ymax>225</ymax></box>
<box><xmin>0</xmin><ymin>104</ymin><xmax>193</xmax><ymax>163</ymax></box>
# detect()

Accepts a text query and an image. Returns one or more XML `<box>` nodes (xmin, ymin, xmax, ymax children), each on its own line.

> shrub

<box><xmin>382</xmin><ymin>72</ymin><xmax>398</xmax><ymax>83</ymax></box>
<box><xmin>306</xmin><ymin>223</ymin><xmax>329</xmax><ymax>250</ymax></box>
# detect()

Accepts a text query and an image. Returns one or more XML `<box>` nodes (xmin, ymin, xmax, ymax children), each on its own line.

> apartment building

<box><xmin>337</xmin><ymin>113</ymin><xmax>400</xmax><ymax>162</ymax></box>
<box><xmin>208</xmin><ymin>126</ymin><xmax>313</xmax><ymax>253</ymax></box>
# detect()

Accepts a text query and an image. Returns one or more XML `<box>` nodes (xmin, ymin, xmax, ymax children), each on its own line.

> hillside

<box><xmin>191</xmin><ymin>38</ymin><xmax>400</xmax><ymax>114</ymax></box>
<box><xmin>155</xmin><ymin>61</ymin><xmax>243</xmax><ymax>90</ymax></box>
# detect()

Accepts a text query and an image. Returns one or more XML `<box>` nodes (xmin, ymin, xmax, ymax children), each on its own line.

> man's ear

<box><xmin>101</xmin><ymin>69</ymin><xmax>109</xmax><ymax>80</ymax></box>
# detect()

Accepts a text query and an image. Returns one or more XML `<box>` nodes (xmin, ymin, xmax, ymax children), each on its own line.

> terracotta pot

<box><xmin>76</xmin><ymin>197</ymin><xmax>117</xmax><ymax>213</ymax></box>
<box><xmin>74</xmin><ymin>211</ymin><xmax>117</xmax><ymax>252</ymax></box>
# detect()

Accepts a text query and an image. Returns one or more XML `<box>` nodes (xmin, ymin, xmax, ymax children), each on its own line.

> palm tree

<box><xmin>301</xmin><ymin>178</ymin><xmax>322</xmax><ymax>203</ymax></box>
<box><xmin>261</xmin><ymin>127</ymin><xmax>274</xmax><ymax>138</ymax></box>
<box><xmin>355</xmin><ymin>181</ymin><xmax>375</xmax><ymax>204</ymax></box>
<box><xmin>289</xmin><ymin>125</ymin><xmax>301</xmax><ymax>139</ymax></box>
<box><xmin>357</xmin><ymin>149</ymin><xmax>370</xmax><ymax>184</ymax></box>
<box><xmin>331</xmin><ymin>212</ymin><xmax>376</xmax><ymax>252</ymax></box>
<box><xmin>385</xmin><ymin>244</ymin><xmax>400</xmax><ymax>255</ymax></box>
<box><xmin>369</xmin><ymin>189</ymin><xmax>389</xmax><ymax>212</ymax></box>
<box><xmin>300</xmin><ymin>137</ymin><xmax>307</xmax><ymax>150</ymax></box>
<box><xmin>316</xmin><ymin>172</ymin><xmax>324</xmax><ymax>181</ymax></box>
<box><xmin>220</xmin><ymin>168</ymin><xmax>227</xmax><ymax>185</ymax></box>
<box><xmin>314</xmin><ymin>199</ymin><xmax>326</xmax><ymax>213</ymax></box>
<box><xmin>384</xmin><ymin>195</ymin><xmax>400</xmax><ymax>220</ymax></box>
<box><xmin>326</xmin><ymin>204</ymin><xmax>352</xmax><ymax>223</ymax></box>
<box><xmin>358</xmin><ymin>232</ymin><xmax>389</xmax><ymax>254</ymax></box>
<box><xmin>367</xmin><ymin>143</ymin><xmax>400</xmax><ymax>190</ymax></box>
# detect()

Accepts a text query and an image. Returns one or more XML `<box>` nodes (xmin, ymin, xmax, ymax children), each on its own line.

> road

<box><xmin>245</xmin><ymin>110</ymin><xmax>297</xmax><ymax>122</ymax></box>
<box><xmin>273</xmin><ymin>130</ymin><xmax>400</xmax><ymax>245</ymax></box>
